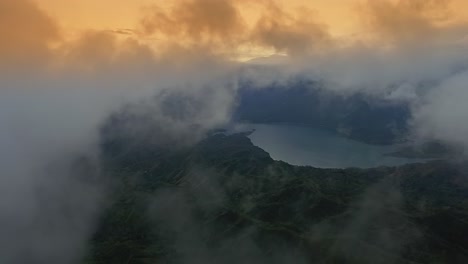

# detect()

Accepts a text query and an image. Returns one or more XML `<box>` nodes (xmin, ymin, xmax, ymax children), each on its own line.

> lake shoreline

<box><xmin>244</xmin><ymin>123</ymin><xmax>431</xmax><ymax>169</ymax></box>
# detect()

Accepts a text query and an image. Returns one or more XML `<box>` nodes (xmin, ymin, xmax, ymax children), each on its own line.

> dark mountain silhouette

<box><xmin>235</xmin><ymin>80</ymin><xmax>411</xmax><ymax>145</ymax></box>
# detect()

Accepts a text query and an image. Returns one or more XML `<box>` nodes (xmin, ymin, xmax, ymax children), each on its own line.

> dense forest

<box><xmin>83</xmin><ymin>120</ymin><xmax>468</xmax><ymax>264</ymax></box>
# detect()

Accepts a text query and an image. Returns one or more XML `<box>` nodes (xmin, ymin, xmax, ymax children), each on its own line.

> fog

<box><xmin>1</xmin><ymin>0</ymin><xmax>468</xmax><ymax>263</ymax></box>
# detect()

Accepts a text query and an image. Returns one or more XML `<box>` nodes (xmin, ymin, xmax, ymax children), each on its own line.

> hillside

<box><xmin>84</xmin><ymin>127</ymin><xmax>468</xmax><ymax>264</ymax></box>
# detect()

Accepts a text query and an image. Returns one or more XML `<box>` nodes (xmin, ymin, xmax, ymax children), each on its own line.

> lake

<box><xmin>242</xmin><ymin>123</ymin><xmax>426</xmax><ymax>169</ymax></box>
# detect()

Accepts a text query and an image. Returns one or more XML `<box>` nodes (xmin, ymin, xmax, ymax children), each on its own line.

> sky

<box><xmin>37</xmin><ymin>0</ymin><xmax>356</xmax><ymax>60</ymax></box>
<box><xmin>41</xmin><ymin>0</ymin><xmax>356</xmax><ymax>35</ymax></box>
<box><xmin>35</xmin><ymin>0</ymin><xmax>468</xmax><ymax>60</ymax></box>
<box><xmin>37</xmin><ymin>0</ymin><xmax>468</xmax><ymax>32</ymax></box>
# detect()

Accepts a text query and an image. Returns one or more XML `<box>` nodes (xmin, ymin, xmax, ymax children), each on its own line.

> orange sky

<box><xmin>38</xmin><ymin>0</ymin><xmax>468</xmax><ymax>36</ymax></box>
<box><xmin>4</xmin><ymin>0</ymin><xmax>468</xmax><ymax>62</ymax></box>
<box><xmin>41</xmin><ymin>0</ymin><xmax>357</xmax><ymax>36</ymax></box>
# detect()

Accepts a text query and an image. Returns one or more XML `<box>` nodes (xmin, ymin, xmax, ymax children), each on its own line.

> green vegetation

<box><xmin>85</xmin><ymin>132</ymin><xmax>468</xmax><ymax>263</ymax></box>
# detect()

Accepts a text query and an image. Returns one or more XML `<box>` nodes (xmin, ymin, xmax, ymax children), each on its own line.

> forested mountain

<box><xmin>84</xmin><ymin>120</ymin><xmax>468</xmax><ymax>264</ymax></box>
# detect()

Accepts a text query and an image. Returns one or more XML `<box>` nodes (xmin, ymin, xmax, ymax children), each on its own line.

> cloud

<box><xmin>359</xmin><ymin>0</ymin><xmax>452</xmax><ymax>45</ymax></box>
<box><xmin>2</xmin><ymin>0</ymin><xmax>468</xmax><ymax>261</ymax></box>
<box><xmin>0</xmin><ymin>1</ymin><xmax>240</xmax><ymax>263</ymax></box>
<box><xmin>251</xmin><ymin>2</ymin><xmax>331</xmax><ymax>57</ymax></box>
<box><xmin>331</xmin><ymin>179</ymin><xmax>421</xmax><ymax>263</ymax></box>
<box><xmin>141</xmin><ymin>0</ymin><xmax>245</xmax><ymax>49</ymax></box>
<box><xmin>412</xmin><ymin>71</ymin><xmax>468</xmax><ymax>151</ymax></box>
<box><xmin>139</xmin><ymin>0</ymin><xmax>333</xmax><ymax>58</ymax></box>
<box><xmin>147</xmin><ymin>167</ymin><xmax>309</xmax><ymax>264</ymax></box>
<box><xmin>0</xmin><ymin>0</ymin><xmax>60</xmax><ymax>66</ymax></box>
<box><xmin>316</xmin><ymin>0</ymin><xmax>468</xmax><ymax>149</ymax></box>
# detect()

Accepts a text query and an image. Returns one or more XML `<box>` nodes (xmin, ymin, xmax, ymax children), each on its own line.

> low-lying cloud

<box><xmin>0</xmin><ymin>0</ymin><xmax>238</xmax><ymax>263</ymax></box>
<box><xmin>2</xmin><ymin>0</ymin><xmax>468</xmax><ymax>262</ymax></box>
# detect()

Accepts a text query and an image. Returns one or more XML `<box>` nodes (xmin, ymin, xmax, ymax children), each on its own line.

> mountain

<box><xmin>84</xmin><ymin>121</ymin><xmax>468</xmax><ymax>264</ymax></box>
<box><xmin>234</xmin><ymin>79</ymin><xmax>411</xmax><ymax>145</ymax></box>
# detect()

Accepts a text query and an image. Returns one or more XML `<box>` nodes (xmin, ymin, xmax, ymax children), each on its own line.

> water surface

<box><xmin>244</xmin><ymin>124</ymin><xmax>426</xmax><ymax>168</ymax></box>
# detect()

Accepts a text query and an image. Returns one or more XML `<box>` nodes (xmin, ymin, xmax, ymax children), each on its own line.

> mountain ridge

<box><xmin>86</xmin><ymin>128</ymin><xmax>468</xmax><ymax>264</ymax></box>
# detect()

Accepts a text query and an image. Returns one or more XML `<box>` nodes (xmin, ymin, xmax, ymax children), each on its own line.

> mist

<box><xmin>0</xmin><ymin>0</ymin><xmax>238</xmax><ymax>262</ymax></box>
<box><xmin>1</xmin><ymin>0</ymin><xmax>468</xmax><ymax>263</ymax></box>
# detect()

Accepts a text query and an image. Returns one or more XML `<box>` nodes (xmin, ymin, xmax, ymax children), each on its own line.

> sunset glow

<box><xmin>0</xmin><ymin>0</ymin><xmax>466</xmax><ymax>62</ymax></box>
